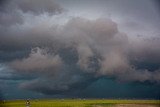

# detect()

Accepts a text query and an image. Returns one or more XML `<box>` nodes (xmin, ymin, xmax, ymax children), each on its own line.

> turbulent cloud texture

<box><xmin>0</xmin><ymin>0</ymin><xmax>63</xmax><ymax>26</ymax></box>
<box><xmin>10</xmin><ymin>48</ymin><xmax>62</xmax><ymax>73</ymax></box>
<box><xmin>0</xmin><ymin>0</ymin><xmax>160</xmax><ymax>96</ymax></box>
<box><xmin>14</xmin><ymin>0</ymin><xmax>64</xmax><ymax>15</ymax></box>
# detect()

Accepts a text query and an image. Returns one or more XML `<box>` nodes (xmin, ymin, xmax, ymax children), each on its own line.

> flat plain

<box><xmin>1</xmin><ymin>99</ymin><xmax>160</xmax><ymax>107</ymax></box>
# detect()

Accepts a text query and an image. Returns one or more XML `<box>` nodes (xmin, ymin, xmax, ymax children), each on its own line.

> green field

<box><xmin>1</xmin><ymin>99</ymin><xmax>160</xmax><ymax>107</ymax></box>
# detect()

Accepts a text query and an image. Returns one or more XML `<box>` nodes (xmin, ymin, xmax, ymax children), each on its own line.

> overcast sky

<box><xmin>0</xmin><ymin>0</ymin><xmax>160</xmax><ymax>100</ymax></box>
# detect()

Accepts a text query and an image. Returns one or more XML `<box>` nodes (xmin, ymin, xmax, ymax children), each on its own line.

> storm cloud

<box><xmin>0</xmin><ymin>0</ymin><xmax>160</xmax><ymax>97</ymax></box>
<box><xmin>10</xmin><ymin>47</ymin><xmax>62</xmax><ymax>73</ymax></box>
<box><xmin>0</xmin><ymin>0</ymin><xmax>63</xmax><ymax>26</ymax></box>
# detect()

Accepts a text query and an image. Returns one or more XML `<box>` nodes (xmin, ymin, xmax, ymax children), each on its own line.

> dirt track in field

<box><xmin>94</xmin><ymin>104</ymin><xmax>159</xmax><ymax>107</ymax></box>
<box><xmin>115</xmin><ymin>104</ymin><xmax>159</xmax><ymax>107</ymax></box>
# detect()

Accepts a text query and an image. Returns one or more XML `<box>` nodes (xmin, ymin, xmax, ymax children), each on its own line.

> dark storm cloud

<box><xmin>0</xmin><ymin>2</ymin><xmax>23</xmax><ymax>26</ymax></box>
<box><xmin>0</xmin><ymin>12</ymin><xmax>23</xmax><ymax>26</ymax></box>
<box><xmin>1</xmin><ymin>17</ymin><xmax>158</xmax><ymax>95</ymax></box>
<box><xmin>0</xmin><ymin>0</ymin><xmax>63</xmax><ymax>26</ymax></box>
<box><xmin>0</xmin><ymin>0</ymin><xmax>63</xmax><ymax>15</ymax></box>
<box><xmin>19</xmin><ymin>72</ymin><xmax>97</xmax><ymax>95</ymax></box>
<box><xmin>83</xmin><ymin>78</ymin><xmax>160</xmax><ymax>99</ymax></box>
<box><xmin>14</xmin><ymin>0</ymin><xmax>64</xmax><ymax>15</ymax></box>
<box><xmin>130</xmin><ymin>37</ymin><xmax>160</xmax><ymax>63</ymax></box>
<box><xmin>0</xmin><ymin>20</ymin><xmax>63</xmax><ymax>52</ymax></box>
<box><xmin>0</xmin><ymin>64</ymin><xmax>35</xmax><ymax>81</ymax></box>
<box><xmin>0</xmin><ymin>0</ymin><xmax>160</xmax><ymax>96</ymax></box>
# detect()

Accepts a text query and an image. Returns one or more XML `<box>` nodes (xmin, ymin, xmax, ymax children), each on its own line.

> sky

<box><xmin>0</xmin><ymin>0</ymin><xmax>160</xmax><ymax>100</ymax></box>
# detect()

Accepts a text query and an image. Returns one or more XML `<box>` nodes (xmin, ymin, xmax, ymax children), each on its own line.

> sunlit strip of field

<box><xmin>1</xmin><ymin>99</ymin><xmax>160</xmax><ymax>107</ymax></box>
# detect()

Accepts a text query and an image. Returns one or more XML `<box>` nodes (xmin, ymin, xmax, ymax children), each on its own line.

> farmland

<box><xmin>1</xmin><ymin>99</ymin><xmax>160</xmax><ymax>107</ymax></box>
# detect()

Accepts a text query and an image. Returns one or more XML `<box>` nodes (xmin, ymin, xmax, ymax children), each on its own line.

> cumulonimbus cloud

<box><xmin>0</xmin><ymin>0</ymin><xmax>160</xmax><ymax>95</ymax></box>
<box><xmin>3</xmin><ymin>17</ymin><xmax>159</xmax><ymax>95</ymax></box>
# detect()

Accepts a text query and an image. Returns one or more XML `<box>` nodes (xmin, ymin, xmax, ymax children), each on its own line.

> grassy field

<box><xmin>1</xmin><ymin>99</ymin><xmax>160</xmax><ymax>107</ymax></box>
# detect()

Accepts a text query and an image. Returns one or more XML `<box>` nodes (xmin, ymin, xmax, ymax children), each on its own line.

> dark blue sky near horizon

<box><xmin>0</xmin><ymin>0</ymin><xmax>160</xmax><ymax>100</ymax></box>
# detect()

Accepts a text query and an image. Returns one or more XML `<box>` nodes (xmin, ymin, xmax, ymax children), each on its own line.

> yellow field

<box><xmin>1</xmin><ymin>99</ymin><xmax>160</xmax><ymax>107</ymax></box>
